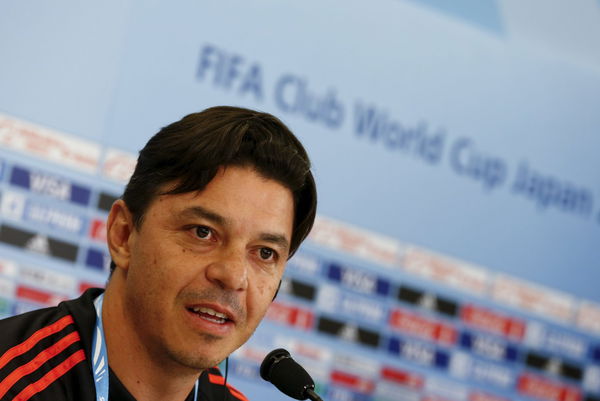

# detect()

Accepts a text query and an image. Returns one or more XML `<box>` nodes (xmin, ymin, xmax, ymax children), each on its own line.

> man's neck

<box><xmin>101</xmin><ymin>278</ymin><xmax>201</xmax><ymax>401</ymax></box>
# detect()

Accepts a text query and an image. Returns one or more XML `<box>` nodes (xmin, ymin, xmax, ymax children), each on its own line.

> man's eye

<box><xmin>195</xmin><ymin>226</ymin><xmax>212</xmax><ymax>239</ymax></box>
<box><xmin>259</xmin><ymin>248</ymin><xmax>276</xmax><ymax>261</ymax></box>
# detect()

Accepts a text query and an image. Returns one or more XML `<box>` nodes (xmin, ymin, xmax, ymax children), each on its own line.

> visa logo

<box><xmin>341</xmin><ymin>268</ymin><xmax>376</xmax><ymax>293</ymax></box>
<box><xmin>29</xmin><ymin>172</ymin><xmax>71</xmax><ymax>200</ymax></box>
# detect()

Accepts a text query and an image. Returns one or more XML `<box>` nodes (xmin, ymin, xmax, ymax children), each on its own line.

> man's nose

<box><xmin>205</xmin><ymin>247</ymin><xmax>249</xmax><ymax>291</ymax></box>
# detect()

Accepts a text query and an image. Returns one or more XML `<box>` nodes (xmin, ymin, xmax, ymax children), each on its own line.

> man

<box><xmin>0</xmin><ymin>106</ymin><xmax>317</xmax><ymax>401</ymax></box>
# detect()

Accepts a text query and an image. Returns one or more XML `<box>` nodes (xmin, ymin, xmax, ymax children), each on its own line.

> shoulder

<box><xmin>199</xmin><ymin>366</ymin><xmax>250</xmax><ymax>401</ymax></box>
<box><xmin>0</xmin><ymin>288</ymin><xmax>102</xmax><ymax>400</ymax></box>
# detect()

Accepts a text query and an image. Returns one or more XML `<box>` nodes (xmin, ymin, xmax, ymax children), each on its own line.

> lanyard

<box><xmin>92</xmin><ymin>294</ymin><xmax>199</xmax><ymax>401</ymax></box>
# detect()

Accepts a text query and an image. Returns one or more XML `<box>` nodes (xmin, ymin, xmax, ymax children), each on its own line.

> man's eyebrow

<box><xmin>260</xmin><ymin>233</ymin><xmax>290</xmax><ymax>252</ymax></box>
<box><xmin>179</xmin><ymin>206</ymin><xmax>226</xmax><ymax>225</ymax></box>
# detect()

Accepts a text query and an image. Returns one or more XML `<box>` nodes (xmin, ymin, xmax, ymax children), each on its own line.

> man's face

<box><xmin>118</xmin><ymin>166</ymin><xmax>294</xmax><ymax>371</ymax></box>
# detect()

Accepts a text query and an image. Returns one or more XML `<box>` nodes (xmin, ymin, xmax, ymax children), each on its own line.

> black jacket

<box><xmin>0</xmin><ymin>288</ymin><xmax>248</xmax><ymax>401</ymax></box>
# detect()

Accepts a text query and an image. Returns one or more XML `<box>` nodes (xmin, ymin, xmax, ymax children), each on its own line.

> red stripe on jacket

<box><xmin>13</xmin><ymin>350</ymin><xmax>86</xmax><ymax>401</ymax></box>
<box><xmin>0</xmin><ymin>315</ymin><xmax>75</xmax><ymax>370</ymax></box>
<box><xmin>0</xmin><ymin>331</ymin><xmax>81</xmax><ymax>398</ymax></box>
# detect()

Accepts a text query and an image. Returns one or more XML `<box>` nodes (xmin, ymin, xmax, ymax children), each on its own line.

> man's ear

<box><xmin>106</xmin><ymin>199</ymin><xmax>134</xmax><ymax>272</ymax></box>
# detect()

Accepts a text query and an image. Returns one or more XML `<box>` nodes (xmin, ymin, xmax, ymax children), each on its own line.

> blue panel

<box><xmin>460</xmin><ymin>331</ymin><xmax>473</xmax><ymax>348</ymax></box>
<box><xmin>376</xmin><ymin>278</ymin><xmax>391</xmax><ymax>296</ymax></box>
<box><xmin>592</xmin><ymin>344</ymin><xmax>600</xmax><ymax>362</ymax></box>
<box><xmin>434</xmin><ymin>350</ymin><xmax>450</xmax><ymax>368</ymax></box>
<box><xmin>70</xmin><ymin>184</ymin><xmax>91</xmax><ymax>206</ymax></box>
<box><xmin>506</xmin><ymin>344</ymin><xmax>519</xmax><ymax>362</ymax></box>
<box><xmin>404</xmin><ymin>0</ymin><xmax>504</xmax><ymax>34</ymax></box>
<box><xmin>86</xmin><ymin>248</ymin><xmax>108</xmax><ymax>271</ymax></box>
<box><xmin>387</xmin><ymin>336</ymin><xmax>402</xmax><ymax>355</ymax></box>
<box><xmin>327</xmin><ymin>263</ymin><xmax>342</xmax><ymax>282</ymax></box>
<box><xmin>9</xmin><ymin>166</ymin><xmax>30</xmax><ymax>189</ymax></box>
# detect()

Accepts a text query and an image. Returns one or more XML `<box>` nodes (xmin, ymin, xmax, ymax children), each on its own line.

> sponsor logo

<box><xmin>374</xmin><ymin>381</ymin><xmax>420</xmax><ymax>401</ymax></box>
<box><xmin>271</xmin><ymin>337</ymin><xmax>333</xmax><ymax>366</ymax></box>
<box><xmin>89</xmin><ymin>218</ymin><xmax>107</xmax><ymax>242</ymax></box>
<box><xmin>27</xmin><ymin>203</ymin><xmax>84</xmax><ymax>234</ymax></box>
<box><xmin>340</xmin><ymin>324</ymin><xmax>360</xmax><ymax>343</ymax></box>
<box><xmin>326</xmin><ymin>386</ymin><xmax>371</xmax><ymax>401</ymax></box>
<box><xmin>317</xmin><ymin>284</ymin><xmax>387</xmax><ymax>324</ymax></box>
<box><xmin>0</xmin><ymin>224</ymin><xmax>78</xmax><ymax>262</ymax></box>
<box><xmin>583</xmin><ymin>365</ymin><xmax>600</xmax><ymax>393</ymax></box>
<box><xmin>280</xmin><ymin>277</ymin><xmax>316</xmax><ymax>301</ymax></box>
<box><xmin>460</xmin><ymin>303</ymin><xmax>525</xmax><ymax>340</ymax></box>
<box><xmin>380</xmin><ymin>366</ymin><xmax>423</xmax><ymax>389</ymax></box>
<box><xmin>309</xmin><ymin>215</ymin><xmax>405</xmax><ymax>269</ymax></box>
<box><xmin>525</xmin><ymin>351</ymin><xmax>583</xmax><ymax>382</ymax></box>
<box><xmin>317</xmin><ymin>316</ymin><xmax>380</xmax><ymax>348</ymax></box>
<box><xmin>388</xmin><ymin>337</ymin><xmax>449</xmax><ymax>368</ymax></box>
<box><xmin>9</xmin><ymin>165</ymin><xmax>91</xmax><ymax>206</ymax></box>
<box><xmin>389</xmin><ymin>308</ymin><xmax>457</xmax><ymax>345</ymax></box>
<box><xmin>469</xmin><ymin>357</ymin><xmax>515</xmax><ymax>388</ymax></box>
<box><xmin>0</xmin><ymin>114</ymin><xmax>101</xmax><ymax>173</ymax></box>
<box><xmin>449</xmin><ymin>352</ymin><xmax>515</xmax><ymax>388</ymax></box>
<box><xmin>288</xmin><ymin>251</ymin><xmax>321</xmax><ymax>276</ymax></box>
<box><xmin>0</xmin><ymin>190</ymin><xmax>26</xmax><ymax>220</ymax></box>
<box><xmin>327</xmin><ymin>263</ymin><xmax>390</xmax><ymax>297</ymax></box>
<box><xmin>397</xmin><ymin>285</ymin><xmax>459</xmax><ymax>317</ymax></box>
<box><xmin>1</xmin><ymin>190</ymin><xmax>86</xmax><ymax>235</ymax></box>
<box><xmin>26</xmin><ymin>234</ymin><xmax>50</xmax><ymax>254</ymax></box>
<box><xmin>492</xmin><ymin>274</ymin><xmax>575</xmax><ymax>323</ymax></box>
<box><xmin>330</xmin><ymin>370</ymin><xmax>375</xmax><ymax>394</ymax></box>
<box><xmin>575</xmin><ymin>301</ymin><xmax>600</xmax><ymax>335</ymax></box>
<box><xmin>524</xmin><ymin>321</ymin><xmax>588</xmax><ymax>360</ymax></box>
<box><xmin>333</xmin><ymin>354</ymin><xmax>380</xmax><ymax>378</ymax></box>
<box><xmin>232</xmin><ymin>343</ymin><xmax>271</xmax><ymax>364</ymax></box>
<box><xmin>402</xmin><ymin>246</ymin><xmax>490</xmax><ymax>295</ymax></box>
<box><xmin>16</xmin><ymin>285</ymin><xmax>65</xmax><ymax>306</ymax></box>
<box><xmin>230</xmin><ymin>358</ymin><xmax>260</xmax><ymax>380</ymax></box>
<box><xmin>101</xmin><ymin>148</ymin><xmax>136</xmax><ymax>183</ymax></box>
<box><xmin>517</xmin><ymin>373</ymin><xmax>581</xmax><ymax>401</ymax></box>
<box><xmin>469</xmin><ymin>392</ymin><xmax>510</xmax><ymax>401</ymax></box>
<box><xmin>460</xmin><ymin>331</ymin><xmax>518</xmax><ymax>362</ymax></box>
<box><xmin>424</xmin><ymin>376</ymin><xmax>469</xmax><ymax>401</ymax></box>
<box><xmin>19</xmin><ymin>265</ymin><xmax>76</xmax><ymax>295</ymax></box>
<box><xmin>266</xmin><ymin>301</ymin><xmax>314</xmax><ymax>330</ymax></box>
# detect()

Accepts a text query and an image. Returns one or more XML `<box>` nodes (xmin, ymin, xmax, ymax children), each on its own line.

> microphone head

<box><xmin>260</xmin><ymin>348</ymin><xmax>315</xmax><ymax>400</ymax></box>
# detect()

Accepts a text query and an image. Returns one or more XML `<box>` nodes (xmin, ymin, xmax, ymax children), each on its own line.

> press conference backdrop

<box><xmin>1</xmin><ymin>1</ymin><xmax>599</xmax><ymax>400</ymax></box>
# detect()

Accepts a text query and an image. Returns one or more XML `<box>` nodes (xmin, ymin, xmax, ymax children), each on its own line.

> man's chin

<box><xmin>167</xmin><ymin>344</ymin><xmax>230</xmax><ymax>371</ymax></box>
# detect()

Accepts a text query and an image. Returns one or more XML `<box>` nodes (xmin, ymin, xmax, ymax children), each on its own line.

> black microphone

<box><xmin>260</xmin><ymin>348</ymin><xmax>323</xmax><ymax>401</ymax></box>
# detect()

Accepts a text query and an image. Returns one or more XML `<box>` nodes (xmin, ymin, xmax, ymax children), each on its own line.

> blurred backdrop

<box><xmin>0</xmin><ymin>1</ymin><xmax>599</xmax><ymax>400</ymax></box>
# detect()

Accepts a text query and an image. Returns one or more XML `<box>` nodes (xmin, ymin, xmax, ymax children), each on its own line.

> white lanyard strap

<box><xmin>92</xmin><ymin>294</ymin><xmax>109</xmax><ymax>401</ymax></box>
<box><xmin>92</xmin><ymin>293</ymin><xmax>199</xmax><ymax>401</ymax></box>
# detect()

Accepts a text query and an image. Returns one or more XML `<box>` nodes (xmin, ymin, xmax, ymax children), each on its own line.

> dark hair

<box><xmin>110</xmin><ymin>106</ymin><xmax>316</xmax><ymax>272</ymax></box>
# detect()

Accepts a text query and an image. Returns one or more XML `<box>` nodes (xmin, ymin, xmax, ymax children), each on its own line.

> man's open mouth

<box><xmin>187</xmin><ymin>306</ymin><xmax>231</xmax><ymax>324</ymax></box>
